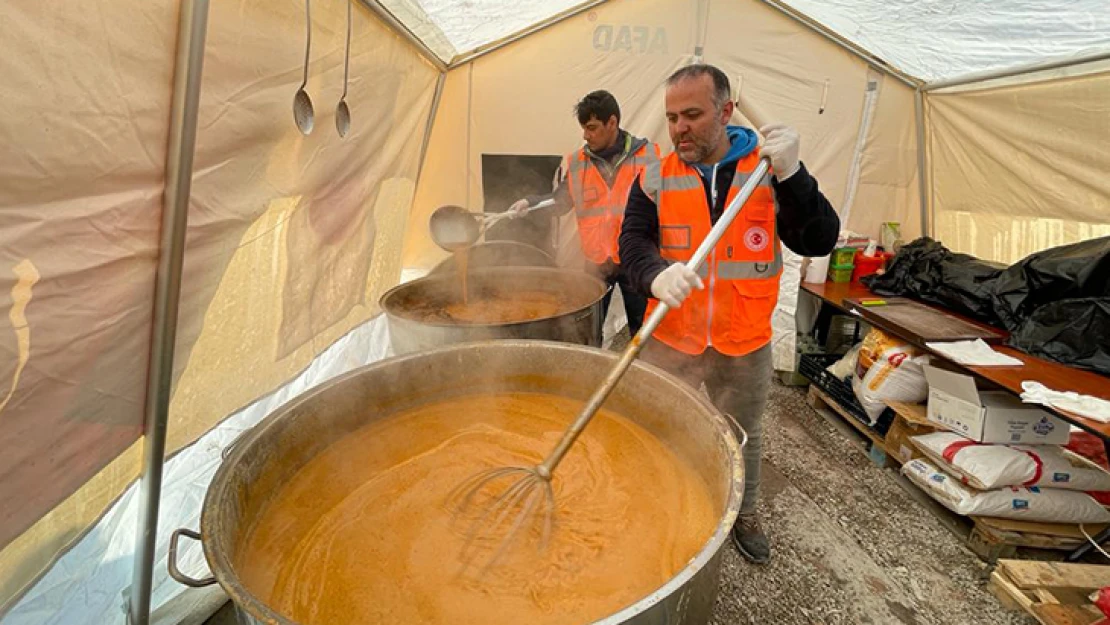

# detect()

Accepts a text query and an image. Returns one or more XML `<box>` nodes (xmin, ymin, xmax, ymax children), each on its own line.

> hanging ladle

<box><xmin>293</xmin><ymin>0</ymin><xmax>315</xmax><ymax>135</ymax></box>
<box><xmin>335</xmin><ymin>0</ymin><xmax>352</xmax><ymax>138</ymax></box>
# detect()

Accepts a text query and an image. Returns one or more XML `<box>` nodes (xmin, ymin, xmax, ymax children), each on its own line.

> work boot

<box><xmin>731</xmin><ymin>514</ymin><xmax>770</xmax><ymax>564</ymax></box>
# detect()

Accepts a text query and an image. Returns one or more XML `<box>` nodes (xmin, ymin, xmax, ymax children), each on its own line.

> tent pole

<box><xmin>360</xmin><ymin>0</ymin><xmax>447</xmax><ymax>71</ymax></box>
<box><xmin>414</xmin><ymin>71</ymin><xmax>446</xmax><ymax>192</ymax></box>
<box><xmin>756</xmin><ymin>0</ymin><xmax>920</xmax><ymax>88</ymax></box>
<box><xmin>924</xmin><ymin>49</ymin><xmax>1110</xmax><ymax>92</ymax></box>
<box><xmin>914</xmin><ymin>87</ymin><xmax>928</xmax><ymax>237</ymax></box>
<box><xmin>129</xmin><ymin>0</ymin><xmax>209</xmax><ymax>623</ymax></box>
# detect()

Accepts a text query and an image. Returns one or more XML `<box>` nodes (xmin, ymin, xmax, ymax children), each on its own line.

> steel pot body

<box><xmin>380</xmin><ymin>266</ymin><xmax>608</xmax><ymax>355</ymax></box>
<box><xmin>172</xmin><ymin>340</ymin><xmax>745</xmax><ymax>625</ymax></box>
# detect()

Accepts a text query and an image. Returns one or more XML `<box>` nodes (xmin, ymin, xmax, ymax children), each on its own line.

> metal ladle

<box><xmin>429</xmin><ymin>199</ymin><xmax>555</xmax><ymax>252</ymax></box>
<box><xmin>292</xmin><ymin>0</ymin><xmax>315</xmax><ymax>135</ymax></box>
<box><xmin>335</xmin><ymin>0</ymin><xmax>352</xmax><ymax>138</ymax></box>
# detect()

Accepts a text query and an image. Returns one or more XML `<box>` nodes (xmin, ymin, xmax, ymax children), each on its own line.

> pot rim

<box><xmin>378</xmin><ymin>266</ymin><xmax>610</xmax><ymax>330</ymax></box>
<box><xmin>200</xmin><ymin>339</ymin><xmax>744</xmax><ymax>625</ymax></box>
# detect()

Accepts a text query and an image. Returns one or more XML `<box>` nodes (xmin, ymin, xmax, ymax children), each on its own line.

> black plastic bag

<box><xmin>990</xmin><ymin>236</ymin><xmax>1110</xmax><ymax>331</ymax></box>
<box><xmin>1008</xmin><ymin>298</ymin><xmax>1110</xmax><ymax>376</ymax></box>
<box><xmin>862</xmin><ymin>237</ymin><xmax>1001</xmax><ymax>322</ymax></box>
<box><xmin>861</xmin><ymin>236</ymin><xmax>1110</xmax><ymax>374</ymax></box>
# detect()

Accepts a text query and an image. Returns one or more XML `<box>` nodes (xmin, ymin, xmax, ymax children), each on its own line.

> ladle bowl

<box><xmin>293</xmin><ymin>0</ymin><xmax>314</xmax><ymax>136</ymax></box>
<box><xmin>294</xmin><ymin>89</ymin><xmax>315</xmax><ymax>135</ymax></box>
<box><xmin>429</xmin><ymin>205</ymin><xmax>483</xmax><ymax>251</ymax></box>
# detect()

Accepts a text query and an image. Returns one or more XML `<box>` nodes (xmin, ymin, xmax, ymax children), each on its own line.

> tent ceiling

<box><xmin>379</xmin><ymin>0</ymin><xmax>585</xmax><ymax>63</ymax></box>
<box><xmin>784</xmin><ymin>0</ymin><xmax>1110</xmax><ymax>82</ymax></box>
<box><xmin>381</xmin><ymin>0</ymin><xmax>1110</xmax><ymax>82</ymax></box>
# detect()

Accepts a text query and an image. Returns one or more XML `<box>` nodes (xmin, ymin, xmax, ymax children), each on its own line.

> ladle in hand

<box><xmin>429</xmin><ymin>199</ymin><xmax>555</xmax><ymax>252</ymax></box>
<box><xmin>292</xmin><ymin>0</ymin><xmax>315</xmax><ymax>135</ymax></box>
<box><xmin>335</xmin><ymin>0</ymin><xmax>352</xmax><ymax>138</ymax></box>
<box><xmin>446</xmin><ymin>158</ymin><xmax>772</xmax><ymax>573</ymax></box>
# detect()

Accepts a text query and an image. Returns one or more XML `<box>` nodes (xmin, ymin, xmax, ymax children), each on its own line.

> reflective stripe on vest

<box><xmin>717</xmin><ymin>245</ymin><xmax>784</xmax><ymax>280</ymax></box>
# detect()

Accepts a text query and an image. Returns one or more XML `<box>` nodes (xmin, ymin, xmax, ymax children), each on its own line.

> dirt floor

<box><xmin>205</xmin><ymin>365</ymin><xmax>1033</xmax><ymax>625</ymax></box>
<box><xmin>707</xmin><ymin>379</ymin><xmax>1032</xmax><ymax>625</ymax></box>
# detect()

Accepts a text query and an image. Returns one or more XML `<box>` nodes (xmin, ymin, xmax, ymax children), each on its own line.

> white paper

<box><xmin>926</xmin><ymin>339</ymin><xmax>1023</xmax><ymax>367</ymax></box>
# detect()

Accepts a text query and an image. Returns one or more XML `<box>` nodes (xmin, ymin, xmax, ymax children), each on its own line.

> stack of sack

<box><xmin>902</xmin><ymin>431</ymin><xmax>1110</xmax><ymax>524</ymax></box>
<box><xmin>849</xmin><ymin>328</ymin><xmax>931</xmax><ymax>426</ymax></box>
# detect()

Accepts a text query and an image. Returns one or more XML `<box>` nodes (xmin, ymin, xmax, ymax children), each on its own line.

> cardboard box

<box><xmin>923</xmin><ymin>365</ymin><xmax>1069</xmax><ymax>445</ymax></box>
<box><xmin>883</xmin><ymin>401</ymin><xmax>941</xmax><ymax>464</ymax></box>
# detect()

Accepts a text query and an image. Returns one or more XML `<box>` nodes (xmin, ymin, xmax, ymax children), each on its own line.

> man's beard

<box><xmin>675</xmin><ymin>125</ymin><xmax>725</xmax><ymax>165</ymax></box>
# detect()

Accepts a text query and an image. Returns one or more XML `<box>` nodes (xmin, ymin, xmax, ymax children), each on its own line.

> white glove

<box><xmin>759</xmin><ymin>123</ymin><xmax>801</xmax><ymax>181</ymax></box>
<box><xmin>651</xmin><ymin>263</ymin><xmax>704</xmax><ymax>308</ymax></box>
<box><xmin>507</xmin><ymin>198</ymin><xmax>531</xmax><ymax>217</ymax></box>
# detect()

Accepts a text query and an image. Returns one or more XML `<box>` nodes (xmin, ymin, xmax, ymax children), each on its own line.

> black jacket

<box><xmin>618</xmin><ymin>161</ymin><xmax>840</xmax><ymax>295</ymax></box>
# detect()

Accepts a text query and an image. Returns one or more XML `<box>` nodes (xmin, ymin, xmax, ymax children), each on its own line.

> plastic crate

<box><xmin>798</xmin><ymin>353</ymin><xmax>894</xmax><ymax>436</ymax></box>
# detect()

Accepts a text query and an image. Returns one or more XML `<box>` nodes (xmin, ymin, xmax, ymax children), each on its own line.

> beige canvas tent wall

<box><xmin>0</xmin><ymin>0</ymin><xmax>1107</xmax><ymax>623</ymax></box>
<box><xmin>925</xmin><ymin>58</ymin><xmax>1110</xmax><ymax>264</ymax></box>
<box><xmin>2</xmin><ymin>0</ymin><xmax>439</xmax><ymax>619</ymax></box>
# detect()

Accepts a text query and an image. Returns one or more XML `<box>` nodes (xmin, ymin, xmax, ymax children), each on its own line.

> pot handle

<box><xmin>724</xmin><ymin>414</ymin><xmax>749</xmax><ymax>452</ymax></box>
<box><xmin>737</xmin><ymin>425</ymin><xmax>749</xmax><ymax>452</ymax></box>
<box><xmin>168</xmin><ymin>528</ymin><xmax>217</xmax><ymax>587</ymax></box>
<box><xmin>221</xmin><ymin>429</ymin><xmax>249</xmax><ymax>461</ymax></box>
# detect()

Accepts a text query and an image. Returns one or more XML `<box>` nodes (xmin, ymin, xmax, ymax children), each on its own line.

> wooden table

<box><xmin>801</xmin><ymin>281</ymin><xmax>1110</xmax><ymax>441</ymax></box>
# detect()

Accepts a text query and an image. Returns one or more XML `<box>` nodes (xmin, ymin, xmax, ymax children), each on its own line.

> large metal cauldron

<box><xmin>380</xmin><ymin>266</ymin><xmax>608</xmax><ymax>355</ymax></box>
<box><xmin>169</xmin><ymin>341</ymin><xmax>744</xmax><ymax>625</ymax></box>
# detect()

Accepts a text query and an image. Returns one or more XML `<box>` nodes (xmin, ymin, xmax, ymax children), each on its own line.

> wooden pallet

<box><xmin>970</xmin><ymin>517</ymin><xmax>1110</xmax><ymax>563</ymax></box>
<box><xmin>990</xmin><ymin>559</ymin><xmax>1110</xmax><ymax>624</ymax></box>
<box><xmin>806</xmin><ymin>388</ymin><xmax>943</xmax><ymax>469</ymax></box>
<box><xmin>806</xmin><ymin>385</ymin><xmax>893</xmax><ymax>467</ymax></box>
<box><xmin>883</xmin><ymin>400</ymin><xmax>943</xmax><ymax>465</ymax></box>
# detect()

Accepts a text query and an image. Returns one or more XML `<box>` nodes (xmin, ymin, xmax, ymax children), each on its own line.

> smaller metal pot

<box><xmin>380</xmin><ymin>267</ymin><xmax>608</xmax><ymax>355</ymax></box>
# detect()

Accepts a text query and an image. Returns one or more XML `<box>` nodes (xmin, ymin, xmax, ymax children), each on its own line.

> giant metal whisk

<box><xmin>448</xmin><ymin>158</ymin><xmax>773</xmax><ymax>571</ymax></box>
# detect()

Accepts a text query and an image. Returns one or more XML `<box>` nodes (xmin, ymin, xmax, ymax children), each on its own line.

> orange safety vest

<box><xmin>640</xmin><ymin>149</ymin><xmax>782</xmax><ymax>357</ymax></box>
<box><xmin>565</xmin><ymin>139</ymin><xmax>661</xmax><ymax>264</ymax></box>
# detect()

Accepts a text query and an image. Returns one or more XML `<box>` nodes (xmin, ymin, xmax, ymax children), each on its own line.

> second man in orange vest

<box><xmin>509</xmin><ymin>90</ymin><xmax>661</xmax><ymax>335</ymax></box>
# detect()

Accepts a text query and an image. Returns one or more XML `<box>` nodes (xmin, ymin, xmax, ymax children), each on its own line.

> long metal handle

<box><xmin>341</xmin><ymin>0</ymin><xmax>351</xmax><ymax>99</ymax></box>
<box><xmin>519</xmin><ymin>197</ymin><xmax>556</xmax><ymax>215</ymax></box>
<box><xmin>539</xmin><ymin>157</ymin><xmax>772</xmax><ymax>475</ymax></box>
<box><xmin>481</xmin><ymin>198</ymin><xmax>556</xmax><ymax>230</ymax></box>
<box><xmin>300</xmin><ymin>0</ymin><xmax>312</xmax><ymax>89</ymax></box>
<box><xmin>167</xmin><ymin>529</ymin><xmax>217</xmax><ymax>588</ymax></box>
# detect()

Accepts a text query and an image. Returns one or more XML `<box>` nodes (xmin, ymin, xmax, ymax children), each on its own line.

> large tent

<box><xmin>1</xmin><ymin>0</ymin><xmax>1108</xmax><ymax>623</ymax></box>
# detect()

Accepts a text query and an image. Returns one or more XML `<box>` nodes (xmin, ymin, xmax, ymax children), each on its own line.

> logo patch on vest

<box><xmin>744</xmin><ymin>227</ymin><xmax>770</xmax><ymax>252</ymax></box>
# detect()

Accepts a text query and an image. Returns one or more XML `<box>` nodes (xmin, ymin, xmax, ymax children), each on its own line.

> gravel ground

<box><xmin>707</xmin><ymin>379</ymin><xmax>1032</xmax><ymax>625</ymax></box>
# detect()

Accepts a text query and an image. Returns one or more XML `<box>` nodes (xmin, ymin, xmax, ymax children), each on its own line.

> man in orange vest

<box><xmin>619</xmin><ymin>64</ymin><xmax>840</xmax><ymax>564</ymax></box>
<box><xmin>508</xmin><ymin>90</ymin><xmax>661</xmax><ymax>335</ymax></box>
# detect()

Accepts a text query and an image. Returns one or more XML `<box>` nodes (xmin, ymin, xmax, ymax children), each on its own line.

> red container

<box><xmin>852</xmin><ymin>250</ymin><xmax>888</xmax><ymax>281</ymax></box>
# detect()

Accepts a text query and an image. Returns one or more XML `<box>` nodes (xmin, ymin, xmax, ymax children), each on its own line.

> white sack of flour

<box><xmin>902</xmin><ymin>458</ymin><xmax>1110</xmax><ymax>524</ymax></box>
<box><xmin>911</xmin><ymin>432</ymin><xmax>1110</xmax><ymax>492</ymax></box>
